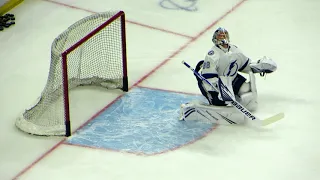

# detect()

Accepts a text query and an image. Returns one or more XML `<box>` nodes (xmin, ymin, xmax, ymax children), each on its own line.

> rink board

<box><xmin>66</xmin><ymin>87</ymin><xmax>216</xmax><ymax>155</ymax></box>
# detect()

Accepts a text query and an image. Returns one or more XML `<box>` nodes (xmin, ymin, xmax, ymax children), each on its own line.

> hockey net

<box><xmin>15</xmin><ymin>11</ymin><xmax>128</xmax><ymax>136</ymax></box>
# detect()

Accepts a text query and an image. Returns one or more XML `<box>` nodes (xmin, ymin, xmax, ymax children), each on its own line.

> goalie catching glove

<box><xmin>250</xmin><ymin>56</ymin><xmax>277</xmax><ymax>76</ymax></box>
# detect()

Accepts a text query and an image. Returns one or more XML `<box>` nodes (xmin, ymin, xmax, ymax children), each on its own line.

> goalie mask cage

<box><xmin>15</xmin><ymin>11</ymin><xmax>128</xmax><ymax>137</ymax></box>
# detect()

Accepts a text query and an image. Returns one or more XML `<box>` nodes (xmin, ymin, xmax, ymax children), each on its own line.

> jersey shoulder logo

<box><xmin>208</xmin><ymin>50</ymin><xmax>214</xmax><ymax>55</ymax></box>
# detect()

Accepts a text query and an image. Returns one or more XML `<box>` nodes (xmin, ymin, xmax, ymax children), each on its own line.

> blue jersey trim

<box><xmin>238</xmin><ymin>58</ymin><xmax>249</xmax><ymax>71</ymax></box>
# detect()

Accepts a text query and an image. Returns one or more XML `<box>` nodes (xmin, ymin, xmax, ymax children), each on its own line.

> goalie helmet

<box><xmin>212</xmin><ymin>27</ymin><xmax>230</xmax><ymax>47</ymax></box>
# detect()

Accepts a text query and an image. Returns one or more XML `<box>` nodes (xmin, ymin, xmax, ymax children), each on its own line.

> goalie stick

<box><xmin>181</xmin><ymin>60</ymin><xmax>284</xmax><ymax>126</ymax></box>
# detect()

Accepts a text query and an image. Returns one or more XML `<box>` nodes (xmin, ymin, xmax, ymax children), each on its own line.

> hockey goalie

<box><xmin>180</xmin><ymin>27</ymin><xmax>277</xmax><ymax>125</ymax></box>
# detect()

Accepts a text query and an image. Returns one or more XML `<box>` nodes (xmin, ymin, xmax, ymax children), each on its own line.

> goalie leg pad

<box><xmin>238</xmin><ymin>92</ymin><xmax>258</xmax><ymax>111</ymax></box>
<box><xmin>237</xmin><ymin>71</ymin><xmax>258</xmax><ymax>111</ymax></box>
<box><xmin>179</xmin><ymin>101</ymin><xmax>246</xmax><ymax>125</ymax></box>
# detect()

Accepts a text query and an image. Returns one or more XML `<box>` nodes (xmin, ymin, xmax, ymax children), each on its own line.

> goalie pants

<box><xmin>197</xmin><ymin>73</ymin><xmax>246</xmax><ymax>106</ymax></box>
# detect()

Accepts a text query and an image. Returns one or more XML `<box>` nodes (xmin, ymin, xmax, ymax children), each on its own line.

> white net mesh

<box><xmin>16</xmin><ymin>11</ymin><xmax>127</xmax><ymax>136</ymax></box>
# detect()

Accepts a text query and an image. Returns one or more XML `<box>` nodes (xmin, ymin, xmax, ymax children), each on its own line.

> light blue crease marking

<box><xmin>67</xmin><ymin>87</ymin><xmax>215</xmax><ymax>155</ymax></box>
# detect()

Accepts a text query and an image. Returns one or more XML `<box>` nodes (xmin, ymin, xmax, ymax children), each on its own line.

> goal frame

<box><xmin>61</xmin><ymin>11</ymin><xmax>128</xmax><ymax>136</ymax></box>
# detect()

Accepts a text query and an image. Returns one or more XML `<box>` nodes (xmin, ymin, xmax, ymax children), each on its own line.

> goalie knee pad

<box><xmin>238</xmin><ymin>92</ymin><xmax>258</xmax><ymax>111</ymax></box>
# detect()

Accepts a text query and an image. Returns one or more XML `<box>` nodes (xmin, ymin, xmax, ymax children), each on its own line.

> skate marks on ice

<box><xmin>66</xmin><ymin>87</ymin><xmax>216</xmax><ymax>155</ymax></box>
<box><xmin>159</xmin><ymin>0</ymin><xmax>198</xmax><ymax>11</ymax></box>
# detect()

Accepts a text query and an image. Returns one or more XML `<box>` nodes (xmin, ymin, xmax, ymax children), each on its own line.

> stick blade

<box><xmin>261</xmin><ymin>113</ymin><xmax>285</xmax><ymax>126</ymax></box>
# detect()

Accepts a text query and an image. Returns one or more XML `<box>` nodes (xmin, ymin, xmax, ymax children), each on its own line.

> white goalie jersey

<box><xmin>200</xmin><ymin>44</ymin><xmax>252</xmax><ymax>99</ymax></box>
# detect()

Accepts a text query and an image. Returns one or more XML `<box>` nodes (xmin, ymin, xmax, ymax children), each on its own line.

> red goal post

<box><xmin>15</xmin><ymin>11</ymin><xmax>128</xmax><ymax>137</ymax></box>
